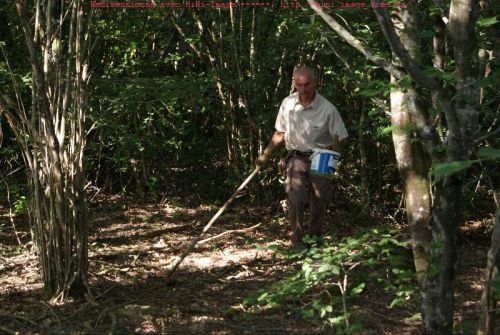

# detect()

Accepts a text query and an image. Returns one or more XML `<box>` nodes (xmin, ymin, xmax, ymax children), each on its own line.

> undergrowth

<box><xmin>239</xmin><ymin>226</ymin><xmax>417</xmax><ymax>334</ymax></box>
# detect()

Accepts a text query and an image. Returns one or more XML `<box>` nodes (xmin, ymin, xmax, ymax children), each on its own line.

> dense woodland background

<box><xmin>0</xmin><ymin>0</ymin><xmax>499</xmax><ymax>334</ymax></box>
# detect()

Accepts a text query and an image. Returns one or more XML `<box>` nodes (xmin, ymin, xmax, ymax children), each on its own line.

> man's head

<box><xmin>293</xmin><ymin>66</ymin><xmax>317</xmax><ymax>104</ymax></box>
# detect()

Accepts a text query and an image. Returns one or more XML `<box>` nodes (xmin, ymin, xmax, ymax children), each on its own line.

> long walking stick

<box><xmin>166</xmin><ymin>166</ymin><xmax>261</xmax><ymax>282</ymax></box>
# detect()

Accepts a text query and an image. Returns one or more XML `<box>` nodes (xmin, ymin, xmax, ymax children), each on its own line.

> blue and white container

<box><xmin>310</xmin><ymin>149</ymin><xmax>340</xmax><ymax>175</ymax></box>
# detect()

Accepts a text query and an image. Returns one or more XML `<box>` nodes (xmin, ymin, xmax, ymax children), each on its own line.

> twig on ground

<box><xmin>66</xmin><ymin>301</ymin><xmax>98</xmax><ymax>319</ymax></box>
<box><xmin>1</xmin><ymin>177</ymin><xmax>24</xmax><ymax>247</ymax></box>
<box><xmin>107</xmin><ymin>312</ymin><xmax>116</xmax><ymax>335</ymax></box>
<box><xmin>362</xmin><ymin>307</ymin><xmax>415</xmax><ymax>326</ymax></box>
<box><xmin>89</xmin><ymin>269</ymin><xmax>116</xmax><ymax>283</ymax></box>
<box><xmin>94</xmin><ymin>307</ymin><xmax>109</xmax><ymax>328</ymax></box>
<box><xmin>198</xmin><ymin>222</ymin><xmax>262</xmax><ymax>244</ymax></box>
<box><xmin>166</xmin><ymin>167</ymin><xmax>261</xmax><ymax>281</ymax></box>
<box><xmin>94</xmin><ymin>268</ymin><xmax>116</xmax><ymax>276</ymax></box>
<box><xmin>202</xmin><ymin>319</ymin><xmax>295</xmax><ymax>332</ymax></box>
<box><xmin>89</xmin><ymin>185</ymin><xmax>104</xmax><ymax>203</ymax></box>
<box><xmin>94</xmin><ymin>285</ymin><xmax>119</xmax><ymax>300</ymax></box>
<box><xmin>92</xmin><ymin>261</ymin><xmax>159</xmax><ymax>277</ymax></box>
<box><xmin>0</xmin><ymin>324</ymin><xmax>19</xmax><ymax>335</ymax></box>
<box><xmin>0</xmin><ymin>313</ymin><xmax>37</xmax><ymax>327</ymax></box>
<box><xmin>40</xmin><ymin>301</ymin><xmax>62</xmax><ymax>327</ymax></box>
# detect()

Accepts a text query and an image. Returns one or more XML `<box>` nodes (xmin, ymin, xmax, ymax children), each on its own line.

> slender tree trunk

<box><xmin>421</xmin><ymin>178</ymin><xmax>462</xmax><ymax>333</ymax></box>
<box><xmin>391</xmin><ymin>85</ymin><xmax>432</xmax><ymax>283</ymax></box>
<box><xmin>389</xmin><ymin>2</ymin><xmax>432</xmax><ymax>284</ymax></box>
<box><xmin>357</xmin><ymin>99</ymin><xmax>370</xmax><ymax>203</ymax></box>
<box><xmin>476</xmin><ymin>2</ymin><xmax>500</xmax><ymax>332</ymax></box>
<box><xmin>477</xmin><ymin>190</ymin><xmax>500</xmax><ymax>334</ymax></box>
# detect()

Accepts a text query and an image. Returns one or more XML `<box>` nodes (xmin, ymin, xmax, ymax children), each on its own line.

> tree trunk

<box><xmin>9</xmin><ymin>0</ymin><xmax>92</xmax><ymax>300</ymax></box>
<box><xmin>357</xmin><ymin>99</ymin><xmax>370</xmax><ymax>203</ymax></box>
<box><xmin>308</xmin><ymin>0</ymin><xmax>480</xmax><ymax>332</ymax></box>
<box><xmin>370</xmin><ymin>1</ymin><xmax>479</xmax><ymax>332</ymax></box>
<box><xmin>476</xmin><ymin>2</ymin><xmax>500</xmax><ymax>332</ymax></box>
<box><xmin>477</xmin><ymin>190</ymin><xmax>500</xmax><ymax>334</ymax></box>
<box><xmin>391</xmin><ymin>85</ymin><xmax>432</xmax><ymax>283</ymax></box>
<box><xmin>420</xmin><ymin>178</ymin><xmax>462</xmax><ymax>334</ymax></box>
<box><xmin>389</xmin><ymin>2</ymin><xmax>432</xmax><ymax>284</ymax></box>
<box><xmin>418</xmin><ymin>1</ymin><xmax>479</xmax><ymax>331</ymax></box>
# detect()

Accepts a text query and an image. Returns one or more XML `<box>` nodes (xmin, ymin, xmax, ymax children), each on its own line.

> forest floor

<box><xmin>0</xmin><ymin>192</ymin><xmax>495</xmax><ymax>334</ymax></box>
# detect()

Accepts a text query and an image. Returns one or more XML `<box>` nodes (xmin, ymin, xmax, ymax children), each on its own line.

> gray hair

<box><xmin>293</xmin><ymin>66</ymin><xmax>316</xmax><ymax>80</ymax></box>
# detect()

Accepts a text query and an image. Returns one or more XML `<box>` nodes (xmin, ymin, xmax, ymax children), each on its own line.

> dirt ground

<box><xmin>0</xmin><ymin>194</ymin><xmax>494</xmax><ymax>334</ymax></box>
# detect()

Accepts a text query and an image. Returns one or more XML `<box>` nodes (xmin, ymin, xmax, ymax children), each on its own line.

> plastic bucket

<box><xmin>310</xmin><ymin>149</ymin><xmax>340</xmax><ymax>175</ymax></box>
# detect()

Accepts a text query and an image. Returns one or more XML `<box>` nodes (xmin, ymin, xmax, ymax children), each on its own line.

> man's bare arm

<box><xmin>270</xmin><ymin>131</ymin><xmax>285</xmax><ymax>148</ymax></box>
<box><xmin>332</xmin><ymin>135</ymin><xmax>348</xmax><ymax>155</ymax></box>
<box><xmin>256</xmin><ymin>131</ymin><xmax>285</xmax><ymax>167</ymax></box>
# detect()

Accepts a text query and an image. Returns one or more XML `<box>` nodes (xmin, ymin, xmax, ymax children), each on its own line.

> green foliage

<box><xmin>242</xmin><ymin>227</ymin><xmax>416</xmax><ymax>332</ymax></box>
<box><xmin>477</xmin><ymin>17</ymin><xmax>498</xmax><ymax>27</ymax></box>
<box><xmin>13</xmin><ymin>196</ymin><xmax>28</xmax><ymax>215</ymax></box>
<box><xmin>436</xmin><ymin>147</ymin><xmax>499</xmax><ymax>179</ymax></box>
<box><xmin>430</xmin><ymin>147</ymin><xmax>500</xmax><ymax>180</ymax></box>
<box><xmin>453</xmin><ymin>319</ymin><xmax>475</xmax><ymax>335</ymax></box>
<box><xmin>424</xmin><ymin>67</ymin><xmax>455</xmax><ymax>82</ymax></box>
<box><xmin>379</xmin><ymin>124</ymin><xmax>416</xmax><ymax>136</ymax></box>
<box><xmin>358</xmin><ymin>80</ymin><xmax>390</xmax><ymax>97</ymax></box>
<box><xmin>87</xmin><ymin>71</ymin><xmax>225</xmax><ymax>198</ymax></box>
<box><xmin>431</xmin><ymin>160</ymin><xmax>475</xmax><ymax>179</ymax></box>
<box><xmin>478</xmin><ymin>147</ymin><xmax>500</xmax><ymax>160</ymax></box>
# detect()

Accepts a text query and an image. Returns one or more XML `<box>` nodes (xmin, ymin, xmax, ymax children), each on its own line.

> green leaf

<box><xmin>380</xmin><ymin>125</ymin><xmax>396</xmax><ymax>135</ymax></box>
<box><xmin>477</xmin><ymin>17</ymin><xmax>498</xmax><ymax>27</ymax></box>
<box><xmin>491</xmin><ymin>273</ymin><xmax>500</xmax><ymax>300</ymax></box>
<box><xmin>423</xmin><ymin>67</ymin><xmax>455</xmax><ymax>81</ymax></box>
<box><xmin>397</xmin><ymin>76</ymin><xmax>413</xmax><ymax>89</ymax></box>
<box><xmin>478</xmin><ymin>147</ymin><xmax>500</xmax><ymax>160</ymax></box>
<box><xmin>389</xmin><ymin>297</ymin><xmax>404</xmax><ymax>308</ymax></box>
<box><xmin>368</xmin><ymin>108</ymin><xmax>383</xmax><ymax>116</ymax></box>
<box><xmin>302</xmin><ymin>308</ymin><xmax>315</xmax><ymax>318</ymax></box>
<box><xmin>415</xmin><ymin>30</ymin><xmax>434</xmax><ymax>38</ymax></box>
<box><xmin>431</xmin><ymin>160</ymin><xmax>474</xmax><ymax>178</ymax></box>
<box><xmin>328</xmin><ymin>315</ymin><xmax>345</xmax><ymax>325</ymax></box>
<box><xmin>350</xmin><ymin>282</ymin><xmax>365</xmax><ymax>296</ymax></box>
<box><xmin>359</xmin><ymin>88</ymin><xmax>384</xmax><ymax>97</ymax></box>
<box><xmin>475</xmin><ymin>72</ymin><xmax>500</xmax><ymax>88</ymax></box>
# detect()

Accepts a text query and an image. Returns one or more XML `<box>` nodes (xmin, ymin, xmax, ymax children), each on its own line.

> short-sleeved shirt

<box><xmin>275</xmin><ymin>92</ymin><xmax>348</xmax><ymax>152</ymax></box>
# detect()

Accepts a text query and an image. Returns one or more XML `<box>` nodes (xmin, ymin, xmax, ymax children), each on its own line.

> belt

<box><xmin>288</xmin><ymin>150</ymin><xmax>313</xmax><ymax>157</ymax></box>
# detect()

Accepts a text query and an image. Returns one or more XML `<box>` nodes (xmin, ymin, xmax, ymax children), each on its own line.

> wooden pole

<box><xmin>166</xmin><ymin>166</ymin><xmax>261</xmax><ymax>282</ymax></box>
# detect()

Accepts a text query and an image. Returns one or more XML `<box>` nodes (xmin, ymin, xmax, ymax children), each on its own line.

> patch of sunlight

<box><xmin>186</xmin><ymin>256</ymin><xmax>215</xmax><ymax>269</ymax></box>
<box><xmin>184</xmin><ymin>248</ymin><xmax>272</xmax><ymax>270</ymax></box>
<box><xmin>188</xmin><ymin>316</ymin><xmax>226</xmax><ymax>334</ymax></box>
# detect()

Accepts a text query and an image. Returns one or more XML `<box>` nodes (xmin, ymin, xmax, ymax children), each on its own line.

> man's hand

<box><xmin>278</xmin><ymin>156</ymin><xmax>286</xmax><ymax>176</ymax></box>
<box><xmin>256</xmin><ymin>144</ymin><xmax>274</xmax><ymax>167</ymax></box>
<box><xmin>256</xmin><ymin>131</ymin><xmax>285</xmax><ymax>168</ymax></box>
<box><xmin>332</xmin><ymin>134</ymin><xmax>347</xmax><ymax>155</ymax></box>
<box><xmin>256</xmin><ymin>152</ymin><xmax>271</xmax><ymax>168</ymax></box>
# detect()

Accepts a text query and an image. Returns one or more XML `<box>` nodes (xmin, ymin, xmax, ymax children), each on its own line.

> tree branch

<box><xmin>370</xmin><ymin>2</ymin><xmax>440</xmax><ymax>91</ymax></box>
<box><xmin>15</xmin><ymin>0</ymin><xmax>55</xmax><ymax>134</ymax></box>
<box><xmin>369</xmin><ymin>3</ymin><xmax>459</xmax><ymax>161</ymax></box>
<box><xmin>449</xmin><ymin>0</ymin><xmax>480</xmax><ymax>158</ymax></box>
<box><xmin>198</xmin><ymin>222</ymin><xmax>262</xmax><ymax>244</ymax></box>
<box><xmin>306</xmin><ymin>0</ymin><xmax>406</xmax><ymax>79</ymax></box>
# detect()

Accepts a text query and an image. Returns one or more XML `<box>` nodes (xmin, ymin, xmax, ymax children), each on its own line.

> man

<box><xmin>257</xmin><ymin>66</ymin><xmax>348</xmax><ymax>247</ymax></box>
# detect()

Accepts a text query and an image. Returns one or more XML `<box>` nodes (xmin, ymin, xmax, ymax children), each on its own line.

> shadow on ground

<box><xmin>1</xmin><ymin>194</ymin><xmax>492</xmax><ymax>334</ymax></box>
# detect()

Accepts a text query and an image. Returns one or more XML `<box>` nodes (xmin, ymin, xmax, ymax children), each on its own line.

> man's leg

<box><xmin>285</xmin><ymin>156</ymin><xmax>309</xmax><ymax>246</ymax></box>
<box><xmin>309</xmin><ymin>174</ymin><xmax>333</xmax><ymax>238</ymax></box>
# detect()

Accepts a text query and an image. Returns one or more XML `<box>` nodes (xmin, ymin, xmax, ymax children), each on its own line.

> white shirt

<box><xmin>275</xmin><ymin>92</ymin><xmax>348</xmax><ymax>151</ymax></box>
